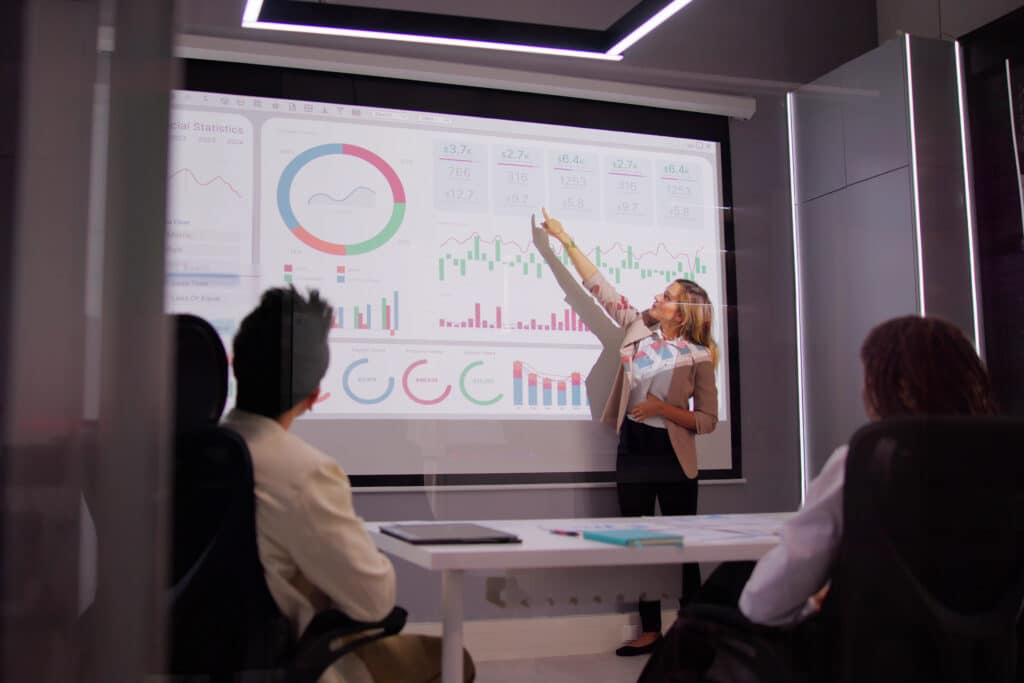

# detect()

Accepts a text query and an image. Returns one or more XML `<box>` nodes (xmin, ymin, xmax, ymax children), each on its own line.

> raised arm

<box><xmin>530</xmin><ymin>217</ymin><xmax>621</xmax><ymax>348</ymax></box>
<box><xmin>535</xmin><ymin>209</ymin><xmax>640</xmax><ymax>328</ymax></box>
<box><xmin>537</xmin><ymin>208</ymin><xmax>597</xmax><ymax>281</ymax></box>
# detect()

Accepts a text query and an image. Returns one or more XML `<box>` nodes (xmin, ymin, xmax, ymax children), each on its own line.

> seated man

<box><xmin>223</xmin><ymin>286</ymin><xmax>473</xmax><ymax>683</ymax></box>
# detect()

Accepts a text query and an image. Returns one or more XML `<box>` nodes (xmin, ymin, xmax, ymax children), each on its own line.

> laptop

<box><xmin>379</xmin><ymin>523</ymin><xmax>522</xmax><ymax>545</ymax></box>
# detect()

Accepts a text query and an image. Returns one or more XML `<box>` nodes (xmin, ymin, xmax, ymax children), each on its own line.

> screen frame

<box><xmin>181</xmin><ymin>58</ymin><xmax>743</xmax><ymax>484</ymax></box>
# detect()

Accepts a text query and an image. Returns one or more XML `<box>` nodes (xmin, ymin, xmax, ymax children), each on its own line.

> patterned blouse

<box><xmin>623</xmin><ymin>330</ymin><xmax>708</xmax><ymax>429</ymax></box>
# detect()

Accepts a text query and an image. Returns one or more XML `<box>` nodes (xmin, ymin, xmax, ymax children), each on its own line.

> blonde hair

<box><xmin>673</xmin><ymin>279</ymin><xmax>719</xmax><ymax>368</ymax></box>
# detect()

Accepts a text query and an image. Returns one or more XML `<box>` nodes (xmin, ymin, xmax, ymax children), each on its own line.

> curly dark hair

<box><xmin>860</xmin><ymin>315</ymin><xmax>997</xmax><ymax>419</ymax></box>
<box><xmin>232</xmin><ymin>286</ymin><xmax>333</xmax><ymax>418</ymax></box>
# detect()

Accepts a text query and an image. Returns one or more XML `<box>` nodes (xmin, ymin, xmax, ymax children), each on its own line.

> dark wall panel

<box><xmin>962</xmin><ymin>8</ymin><xmax>1024</xmax><ymax>414</ymax></box>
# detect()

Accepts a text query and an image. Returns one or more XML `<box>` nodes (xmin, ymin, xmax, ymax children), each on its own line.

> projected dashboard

<box><xmin>165</xmin><ymin>87</ymin><xmax>733</xmax><ymax>479</ymax></box>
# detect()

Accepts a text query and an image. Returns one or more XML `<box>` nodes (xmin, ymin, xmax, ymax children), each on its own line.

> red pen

<box><xmin>549</xmin><ymin>529</ymin><xmax>579</xmax><ymax>536</ymax></box>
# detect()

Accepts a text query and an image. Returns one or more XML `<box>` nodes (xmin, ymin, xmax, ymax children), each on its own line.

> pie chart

<box><xmin>277</xmin><ymin>143</ymin><xmax>406</xmax><ymax>255</ymax></box>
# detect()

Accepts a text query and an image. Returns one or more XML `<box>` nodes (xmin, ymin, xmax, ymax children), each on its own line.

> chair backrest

<box><xmin>173</xmin><ymin>313</ymin><xmax>229</xmax><ymax>434</ymax></box>
<box><xmin>169</xmin><ymin>314</ymin><xmax>292</xmax><ymax>674</ymax></box>
<box><xmin>825</xmin><ymin>416</ymin><xmax>1024</xmax><ymax>683</ymax></box>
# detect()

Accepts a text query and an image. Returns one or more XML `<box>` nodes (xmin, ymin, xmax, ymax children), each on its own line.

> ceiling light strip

<box><xmin>242</xmin><ymin>0</ymin><xmax>264</xmax><ymax>24</ymax></box>
<box><xmin>243</xmin><ymin>20</ymin><xmax>623</xmax><ymax>61</ymax></box>
<box><xmin>243</xmin><ymin>0</ymin><xmax>698</xmax><ymax>60</ymax></box>
<box><xmin>607</xmin><ymin>0</ymin><xmax>695</xmax><ymax>56</ymax></box>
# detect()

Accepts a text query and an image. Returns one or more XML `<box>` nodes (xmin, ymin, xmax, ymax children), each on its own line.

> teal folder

<box><xmin>581</xmin><ymin>529</ymin><xmax>683</xmax><ymax>547</ymax></box>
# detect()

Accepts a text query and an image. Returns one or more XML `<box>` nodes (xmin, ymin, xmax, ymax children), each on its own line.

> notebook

<box><xmin>379</xmin><ymin>523</ymin><xmax>522</xmax><ymax>545</ymax></box>
<box><xmin>581</xmin><ymin>529</ymin><xmax>683</xmax><ymax>547</ymax></box>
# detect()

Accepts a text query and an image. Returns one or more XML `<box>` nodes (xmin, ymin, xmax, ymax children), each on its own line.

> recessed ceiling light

<box><xmin>241</xmin><ymin>0</ymin><xmax>694</xmax><ymax>61</ymax></box>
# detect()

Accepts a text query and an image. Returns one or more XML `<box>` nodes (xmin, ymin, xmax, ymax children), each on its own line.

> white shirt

<box><xmin>739</xmin><ymin>444</ymin><xmax>848</xmax><ymax>625</ymax></box>
<box><xmin>221</xmin><ymin>409</ymin><xmax>396</xmax><ymax>680</ymax></box>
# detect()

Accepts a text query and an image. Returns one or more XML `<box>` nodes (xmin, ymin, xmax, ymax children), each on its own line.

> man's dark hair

<box><xmin>232</xmin><ymin>286</ymin><xmax>333</xmax><ymax>418</ymax></box>
<box><xmin>860</xmin><ymin>315</ymin><xmax>998</xmax><ymax>419</ymax></box>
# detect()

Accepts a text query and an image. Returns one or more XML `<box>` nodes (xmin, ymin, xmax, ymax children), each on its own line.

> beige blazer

<box><xmin>583</xmin><ymin>273</ymin><xmax>718</xmax><ymax>479</ymax></box>
<box><xmin>221</xmin><ymin>409</ymin><xmax>396</xmax><ymax>683</ymax></box>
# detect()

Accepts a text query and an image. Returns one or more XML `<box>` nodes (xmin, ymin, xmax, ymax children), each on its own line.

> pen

<box><xmin>549</xmin><ymin>529</ymin><xmax>579</xmax><ymax>536</ymax></box>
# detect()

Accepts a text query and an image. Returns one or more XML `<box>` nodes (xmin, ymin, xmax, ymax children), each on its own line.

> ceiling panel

<box><xmin>179</xmin><ymin>0</ymin><xmax>879</xmax><ymax>93</ymax></box>
<box><xmin>291</xmin><ymin>0</ymin><xmax>639</xmax><ymax>30</ymax></box>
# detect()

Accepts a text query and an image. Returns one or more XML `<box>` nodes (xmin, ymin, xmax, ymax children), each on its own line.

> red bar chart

<box><xmin>438</xmin><ymin>303</ymin><xmax>590</xmax><ymax>333</ymax></box>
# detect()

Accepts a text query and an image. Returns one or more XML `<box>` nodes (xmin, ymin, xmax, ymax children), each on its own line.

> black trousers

<box><xmin>690</xmin><ymin>561</ymin><xmax>757</xmax><ymax>608</ymax></box>
<box><xmin>616</xmin><ymin>419</ymin><xmax>701</xmax><ymax>633</ymax></box>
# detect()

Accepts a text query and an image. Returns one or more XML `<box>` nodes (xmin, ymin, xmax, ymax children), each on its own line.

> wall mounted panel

<box><xmin>799</xmin><ymin>168</ymin><xmax>918</xmax><ymax>475</ymax></box>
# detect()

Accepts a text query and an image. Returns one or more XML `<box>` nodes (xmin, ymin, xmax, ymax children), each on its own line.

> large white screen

<box><xmin>165</xmin><ymin>90</ymin><xmax>734</xmax><ymax>480</ymax></box>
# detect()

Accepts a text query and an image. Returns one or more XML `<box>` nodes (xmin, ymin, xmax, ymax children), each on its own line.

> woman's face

<box><xmin>651</xmin><ymin>282</ymin><xmax>686</xmax><ymax>324</ymax></box>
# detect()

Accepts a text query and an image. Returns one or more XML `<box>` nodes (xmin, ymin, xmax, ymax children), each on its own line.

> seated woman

<box><xmin>639</xmin><ymin>315</ymin><xmax>999</xmax><ymax>682</ymax></box>
<box><xmin>739</xmin><ymin>315</ymin><xmax>998</xmax><ymax>624</ymax></box>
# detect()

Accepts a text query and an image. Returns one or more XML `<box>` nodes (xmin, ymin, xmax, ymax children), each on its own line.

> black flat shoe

<box><xmin>615</xmin><ymin>635</ymin><xmax>661</xmax><ymax>657</ymax></box>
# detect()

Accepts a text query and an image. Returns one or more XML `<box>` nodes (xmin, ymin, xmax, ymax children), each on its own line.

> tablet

<box><xmin>379</xmin><ymin>523</ymin><xmax>522</xmax><ymax>545</ymax></box>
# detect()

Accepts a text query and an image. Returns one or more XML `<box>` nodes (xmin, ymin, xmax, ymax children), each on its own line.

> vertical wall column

<box><xmin>908</xmin><ymin>36</ymin><xmax>980</xmax><ymax>338</ymax></box>
<box><xmin>960</xmin><ymin>10</ymin><xmax>1024</xmax><ymax>414</ymax></box>
<box><xmin>0</xmin><ymin>1</ymin><xmax>98</xmax><ymax>680</ymax></box>
<box><xmin>1</xmin><ymin>0</ymin><xmax>177</xmax><ymax>680</ymax></box>
<box><xmin>789</xmin><ymin>37</ymin><xmax>979</xmax><ymax>481</ymax></box>
<box><xmin>720</xmin><ymin>94</ymin><xmax>803</xmax><ymax>512</ymax></box>
<box><xmin>88</xmin><ymin>0</ymin><xmax>177</xmax><ymax>679</ymax></box>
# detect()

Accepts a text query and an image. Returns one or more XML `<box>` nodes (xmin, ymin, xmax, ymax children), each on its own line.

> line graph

<box><xmin>308</xmin><ymin>186</ymin><xmax>377</xmax><ymax>208</ymax></box>
<box><xmin>585</xmin><ymin>240</ymin><xmax>711</xmax><ymax>283</ymax></box>
<box><xmin>169</xmin><ymin>168</ymin><xmax>244</xmax><ymax>199</ymax></box>
<box><xmin>166</xmin><ymin>113</ymin><xmax>253</xmax><ymax>279</ymax></box>
<box><xmin>437</xmin><ymin>232</ymin><xmax>712</xmax><ymax>284</ymax></box>
<box><xmin>438</xmin><ymin>232</ymin><xmax>541</xmax><ymax>280</ymax></box>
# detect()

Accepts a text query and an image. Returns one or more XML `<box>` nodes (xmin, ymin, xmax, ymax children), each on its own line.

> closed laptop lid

<box><xmin>380</xmin><ymin>523</ymin><xmax>522</xmax><ymax>545</ymax></box>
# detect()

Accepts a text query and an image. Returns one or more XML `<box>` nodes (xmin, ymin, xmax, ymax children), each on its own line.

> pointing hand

<box><xmin>539</xmin><ymin>207</ymin><xmax>565</xmax><ymax>239</ymax></box>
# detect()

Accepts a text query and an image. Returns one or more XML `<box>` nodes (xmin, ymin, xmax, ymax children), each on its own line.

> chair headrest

<box><xmin>846</xmin><ymin>416</ymin><xmax>1024</xmax><ymax>503</ymax></box>
<box><xmin>174</xmin><ymin>314</ymin><xmax>229</xmax><ymax>433</ymax></box>
<box><xmin>847</xmin><ymin>415</ymin><xmax>1024</xmax><ymax>471</ymax></box>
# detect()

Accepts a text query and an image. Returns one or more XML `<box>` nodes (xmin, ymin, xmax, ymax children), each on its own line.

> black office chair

<box><xmin>821</xmin><ymin>416</ymin><xmax>1024</xmax><ymax>683</ymax></box>
<box><xmin>169</xmin><ymin>314</ymin><xmax>406</xmax><ymax>682</ymax></box>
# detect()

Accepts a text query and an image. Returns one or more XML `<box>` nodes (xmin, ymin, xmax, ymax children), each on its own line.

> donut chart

<box><xmin>459</xmin><ymin>361</ymin><xmax>504</xmax><ymax>406</ymax></box>
<box><xmin>341</xmin><ymin>358</ymin><xmax>395</xmax><ymax>405</ymax></box>
<box><xmin>402</xmin><ymin>359</ymin><xmax>452</xmax><ymax>406</ymax></box>
<box><xmin>277</xmin><ymin>143</ymin><xmax>406</xmax><ymax>255</ymax></box>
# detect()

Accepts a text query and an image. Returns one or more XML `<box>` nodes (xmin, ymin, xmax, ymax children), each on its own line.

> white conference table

<box><xmin>369</xmin><ymin>513</ymin><xmax>790</xmax><ymax>683</ymax></box>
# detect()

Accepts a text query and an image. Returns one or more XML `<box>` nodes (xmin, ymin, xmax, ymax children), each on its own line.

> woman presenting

<box><xmin>536</xmin><ymin>208</ymin><xmax>719</xmax><ymax>656</ymax></box>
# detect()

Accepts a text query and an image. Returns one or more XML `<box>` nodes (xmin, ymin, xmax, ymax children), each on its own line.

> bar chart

<box><xmin>437</xmin><ymin>233</ymin><xmax>543</xmax><ymax>281</ymax></box>
<box><xmin>438</xmin><ymin>303</ymin><xmax>590</xmax><ymax>333</ymax></box>
<box><xmin>333</xmin><ymin>290</ymin><xmax>399</xmax><ymax>335</ymax></box>
<box><xmin>588</xmin><ymin>241</ymin><xmax>710</xmax><ymax>285</ymax></box>
<box><xmin>512</xmin><ymin>361</ymin><xmax>587</xmax><ymax>409</ymax></box>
